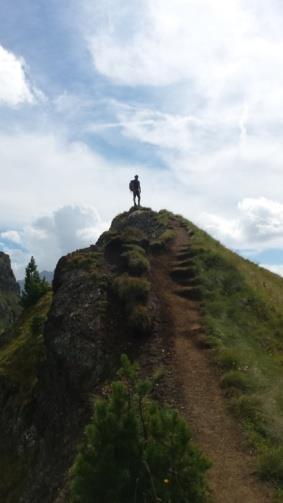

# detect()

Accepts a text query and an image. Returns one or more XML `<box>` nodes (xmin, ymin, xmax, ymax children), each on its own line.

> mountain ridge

<box><xmin>1</xmin><ymin>207</ymin><xmax>283</xmax><ymax>502</ymax></box>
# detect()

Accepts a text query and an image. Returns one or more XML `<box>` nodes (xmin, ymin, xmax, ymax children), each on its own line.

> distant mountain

<box><xmin>39</xmin><ymin>270</ymin><xmax>54</xmax><ymax>284</ymax></box>
<box><xmin>18</xmin><ymin>270</ymin><xmax>54</xmax><ymax>291</ymax></box>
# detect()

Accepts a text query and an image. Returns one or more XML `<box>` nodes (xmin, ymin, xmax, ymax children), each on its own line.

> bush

<box><xmin>122</xmin><ymin>250</ymin><xmax>150</xmax><ymax>276</ymax></box>
<box><xmin>122</xmin><ymin>244</ymin><xmax>146</xmax><ymax>255</ymax></box>
<box><xmin>258</xmin><ymin>447</ymin><xmax>283</xmax><ymax>484</ymax></box>
<box><xmin>113</xmin><ymin>275</ymin><xmax>150</xmax><ymax>305</ymax></box>
<box><xmin>230</xmin><ymin>395</ymin><xmax>263</xmax><ymax>424</ymax></box>
<box><xmin>128</xmin><ymin>305</ymin><xmax>152</xmax><ymax>336</ymax></box>
<box><xmin>71</xmin><ymin>355</ymin><xmax>210</xmax><ymax>503</ymax></box>
<box><xmin>159</xmin><ymin>230</ymin><xmax>176</xmax><ymax>243</ymax></box>
<box><xmin>221</xmin><ymin>370</ymin><xmax>255</xmax><ymax>393</ymax></box>
<box><xmin>121</xmin><ymin>227</ymin><xmax>146</xmax><ymax>243</ymax></box>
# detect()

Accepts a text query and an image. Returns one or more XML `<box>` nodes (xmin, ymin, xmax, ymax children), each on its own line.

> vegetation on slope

<box><xmin>71</xmin><ymin>355</ymin><xmax>210</xmax><ymax>503</ymax></box>
<box><xmin>0</xmin><ymin>290</ymin><xmax>52</xmax><ymax>503</ymax></box>
<box><xmin>0</xmin><ymin>290</ymin><xmax>52</xmax><ymax>394</ymax></box>
<box><xmin>175</xmin><ymin>213</ymin><xmax>283</xmax><ymax>489</ymax></box>
<box><xmin>0</xmin><ymin>292</ymin><xmax>20</xmax><ymax>334</ymax></box>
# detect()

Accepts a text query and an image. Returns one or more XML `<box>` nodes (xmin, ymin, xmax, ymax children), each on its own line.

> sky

<box><xmin>1</xmin><ymin>0</ymin><xmax>283</xmax><ymax>278</ymax></box>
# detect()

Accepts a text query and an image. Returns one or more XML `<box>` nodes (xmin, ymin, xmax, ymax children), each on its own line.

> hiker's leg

<box><xmin>133</xmin><ymin>193</ymin><xmax>137</xmax><ymax>206</ymax></box>
<box><xmin>137</xmin><ymin>193</ymin><xmax>141</xmax><ymax>207</ymax></box>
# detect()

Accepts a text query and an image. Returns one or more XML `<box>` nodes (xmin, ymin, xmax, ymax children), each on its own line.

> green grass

<box><xmin>177</xmin><ymin>216</ymin><xmax>283</xmax><ymax>488</ymax></box>
<box><xmin>113</xmin><ymin>274</ymin><xmax>150</xmax><ymax>305</ymax></box>
<box><xmin>120</xmin><ymin>226</ymin><xmax>146</xmax><ymax>244</ymax></box>
<box><xmin>0</xmin><ymin>291</ymin><xmax>52</xmax><ymax>502</ymax></box>
<box><xmin>0</xmin><ymin>291</ymin><xmax>52</xmax><ymax>397</ymax></box>
<box><xmin>63</xmin><ymin>251</ymin><xmax>98</xmax><ymax>272</ymax></box>
<box><xmin>121</xmin><ymin>248</ymin><xmax>150</xmax><ymax>276</ymax></box>
<box><xmin>0</xmin><ymin>291</ymin><xmax>21</xmax><ymax>333</ymax></box>
<box><xmin>259</xmin><ymin>447</ymin><xmax>283</xmax><ymax>484</ymax></box>
<box><xmin>159</xmin><ymin>229</ymin><xmax>176</xmax><ymax>243</ymax></box>
<box><xmin>155</xmin><ymin>209</ymin><xmax>174</xmax><ymax>227</ymax></box>
<box><xmin>127</xmin><ymin>305</ymin><xmax>152</xmax><ymax>336</ymax></box>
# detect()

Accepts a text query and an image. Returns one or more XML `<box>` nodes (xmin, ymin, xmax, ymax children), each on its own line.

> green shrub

<box><xmin>216</xmin><ymin>348</ymin><xmax>242</xmax><ymax>370</ymax></box>
<box><xmin>122</xmin><ymin>244</ymin><xmax>146</xmax><ymax>255</ymax></box>
<box><xmin>71</xmin><ymin>355</ymin><xmax>210</xmax><ymax>503</ymax></box>
<box><xmin>149</xmin><ymin>230</ymin><xmax>176</xmax><ymax>254</ymax></box>
<box><xmin>113</xmin><ymin>275</ymin><xmax>150</xmax><ymax>305</ymax></box>
<box><xmin>122</xmin><ymin>250</ymin><xmax>150</xmax><ymax>276</ymax></box>
<box><xmin>159</xmin><ymin>230</ymin><xmax>176</xmax><ymax>243</ymax></box>
<box><xmin>128</xmin><ymin>305</ymin><xmax>152</xmax><ymax>336</ymax></box>
<box><xmin>156</xmin><ymin>209</ymin><xmax>172</xmax><ymax>226</ymax></box>
<box><xmin>221</xmin><ymin>370</ymin><xmax>255</xmax><ymax>393</ymax></box>
<box><xmin>258</xmin><ymin>447</ymin><xmax>283</xmax><ymax>484</ymax></box>
<box><xmin>65</xmin><ymin>253</ymin><xmax>97</xmax><ymax>272</ymax></box>
<box><xmin>121</xmin><ymin>227</ymin><xmax>145</xmax><ymax>243</ymax></box>
<box><xmin>230</xmin><ymin>395</ymin><xmax>263</xmax><ymax>424</ymax></box>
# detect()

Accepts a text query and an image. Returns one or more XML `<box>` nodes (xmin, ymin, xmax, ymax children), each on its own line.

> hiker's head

<box><xmin>135</xmin><ymin>175</ymin><xmax>139</xmax><ymax>180</ymax></box>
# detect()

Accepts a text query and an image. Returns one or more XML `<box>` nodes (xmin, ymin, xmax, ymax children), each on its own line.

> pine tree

<box><xmin>71</xmin><ymin>355</ymin><xmax>210</xmax><ymax>503</ymax></box>
<box><xmin>21</xmin><ymin>256</ymin><xmax>49</xmax><ymax>307</ymax></box>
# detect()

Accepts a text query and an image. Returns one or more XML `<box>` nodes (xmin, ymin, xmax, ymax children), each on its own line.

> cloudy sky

<box><xmin>1</xmin><ymin>0</ymin><xmax>283</xmax><ymax>278</ymax></box>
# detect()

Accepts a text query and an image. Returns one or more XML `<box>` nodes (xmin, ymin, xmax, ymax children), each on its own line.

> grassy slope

<box><xmin>0</xmin><ymin>291</ymin><xmax>52</xmax><ymax>392</ymax></box>
<box><xmin>0</xmin><ymin>290</ymin><xmax>52</xmax><ymax>503</ymax></box>
<box><xmin>0</xmin><ymin>292</ymin><xmax>21</xmax><ymax>335</ymax></box>
<box><xmin>175</xmin><ymin>214</ymin><xmax>283</xmax><ymax>490</ymax></box>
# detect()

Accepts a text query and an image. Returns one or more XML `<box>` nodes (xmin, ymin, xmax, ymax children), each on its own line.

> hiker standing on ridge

<box><xmin>129</xmin><ymin>175</ymin><xmax>141</xmax><ymax>207</ymax></box>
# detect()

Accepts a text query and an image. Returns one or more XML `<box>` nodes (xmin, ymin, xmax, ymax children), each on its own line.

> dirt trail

<box><xmin>152</xmin><ymin>225</ymin><xmax>273</xmax><ymax>503</ymax></box>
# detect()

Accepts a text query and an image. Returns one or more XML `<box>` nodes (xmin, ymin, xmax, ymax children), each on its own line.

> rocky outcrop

<box><xmin>0</xmin><ymin>208</ymin><xmax>178</xmax><ymax>503</ymax></box>
<box><xmin>0</xmin><ymin>251</ymin><xmax>21</xmax><ymax>330</ymax></box>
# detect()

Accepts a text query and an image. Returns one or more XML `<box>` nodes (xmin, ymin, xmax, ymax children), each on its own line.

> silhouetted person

<box><xmin>129</xmin><ymin>175</ymin><xmax>141</xmax><ymax>207</ymax></box>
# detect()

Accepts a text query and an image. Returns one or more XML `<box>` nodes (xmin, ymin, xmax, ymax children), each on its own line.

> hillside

<box><xmin>1</xmin><ymin>207</ymin><xmax>283</xmax><ymax>502</ymax></box>
<box><xmin>0</xmin><ymin>251</ymin><xmax>21</xmax><ymax>334</ymax></box>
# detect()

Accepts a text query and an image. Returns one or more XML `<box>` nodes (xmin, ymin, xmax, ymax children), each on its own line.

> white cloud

<box><xmin>238</xmin><ymin>197</ymin><xmax>283</xmax><ymax>240</ymax></box>
<box><xmin>3</xmin><ymin>1</ymin><xmax>283</xmax><ymax>275</ymax></box>
<box><xmin>0</xmin><ymin>130</ymin><xmax>199</xmax><ymax>229</ymax></box>
<box><xmin>85</xmin><ymin>0</ymin><xmax>250</xmax><ymax>88</ymax></box>
<box><xmin>80</xmin><ymin>1</ymin><xmax>283</xmax><ymax>166</ymax></box>
<box><xmin>0</xmin><ymin>230</ymin><xmax>22</xmax><ymax>244</ymax></box>
<box><xmin>0</xmin><ymin>45</ymin><xmax>35</xmax><ymax>106</ymax></box>
<box><xmin>0</xmin><ymin>130</ymin><xmax>198</xmax><ymax>276</ymax></box>
<box><xmin>2</xmin><ymin>205</ymin><xmax>108</xmax><ymax>279</ymax></box>
<box><xmin>201</xmin><ymin>197</ymin><xmax>283</xmax><ymax>250</ymax></box>
<box><xmin>83</xmin><ymin>0</ymin><xmax>283</xmax><ymax>124</ymax></box>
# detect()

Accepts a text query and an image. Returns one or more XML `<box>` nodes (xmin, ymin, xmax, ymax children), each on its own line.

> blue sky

<box><xmin>0</xmin><ymin>0</ymin><xmax>283</xmax><ymax>278</ymax></box>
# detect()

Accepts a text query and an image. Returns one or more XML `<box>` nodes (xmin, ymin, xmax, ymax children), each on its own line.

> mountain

<box><xmin>1</xmin><ymin>207</ymin><xmax>282</xmax><ymax>502</ymax></box>
<box><xmin>0</xmin><ymin>251</ymin><xmax>21</xmax><ymax>333</ymax></box>
<box><xmin>39</xmin><ymin>270</ymin><xmax>53</xmax><ymax>283</ymax></box>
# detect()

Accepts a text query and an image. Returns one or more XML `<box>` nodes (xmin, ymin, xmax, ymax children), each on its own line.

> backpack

<box><xmin>129</xmin><ymin>180</ymin><xmax>135</xmax><ymax>192</ymax></box>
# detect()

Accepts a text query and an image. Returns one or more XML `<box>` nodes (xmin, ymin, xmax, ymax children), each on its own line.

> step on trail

<box><xmin>151</xmin><ymin>226</ymin><xmax>273</xmax><ymax>503</ymax></box>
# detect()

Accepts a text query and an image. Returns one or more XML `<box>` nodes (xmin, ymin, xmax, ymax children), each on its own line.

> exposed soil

<box><xmin>151</xmin><ymin>224</ymin><xmax>273</xmax><ymax>503</ymax></box>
